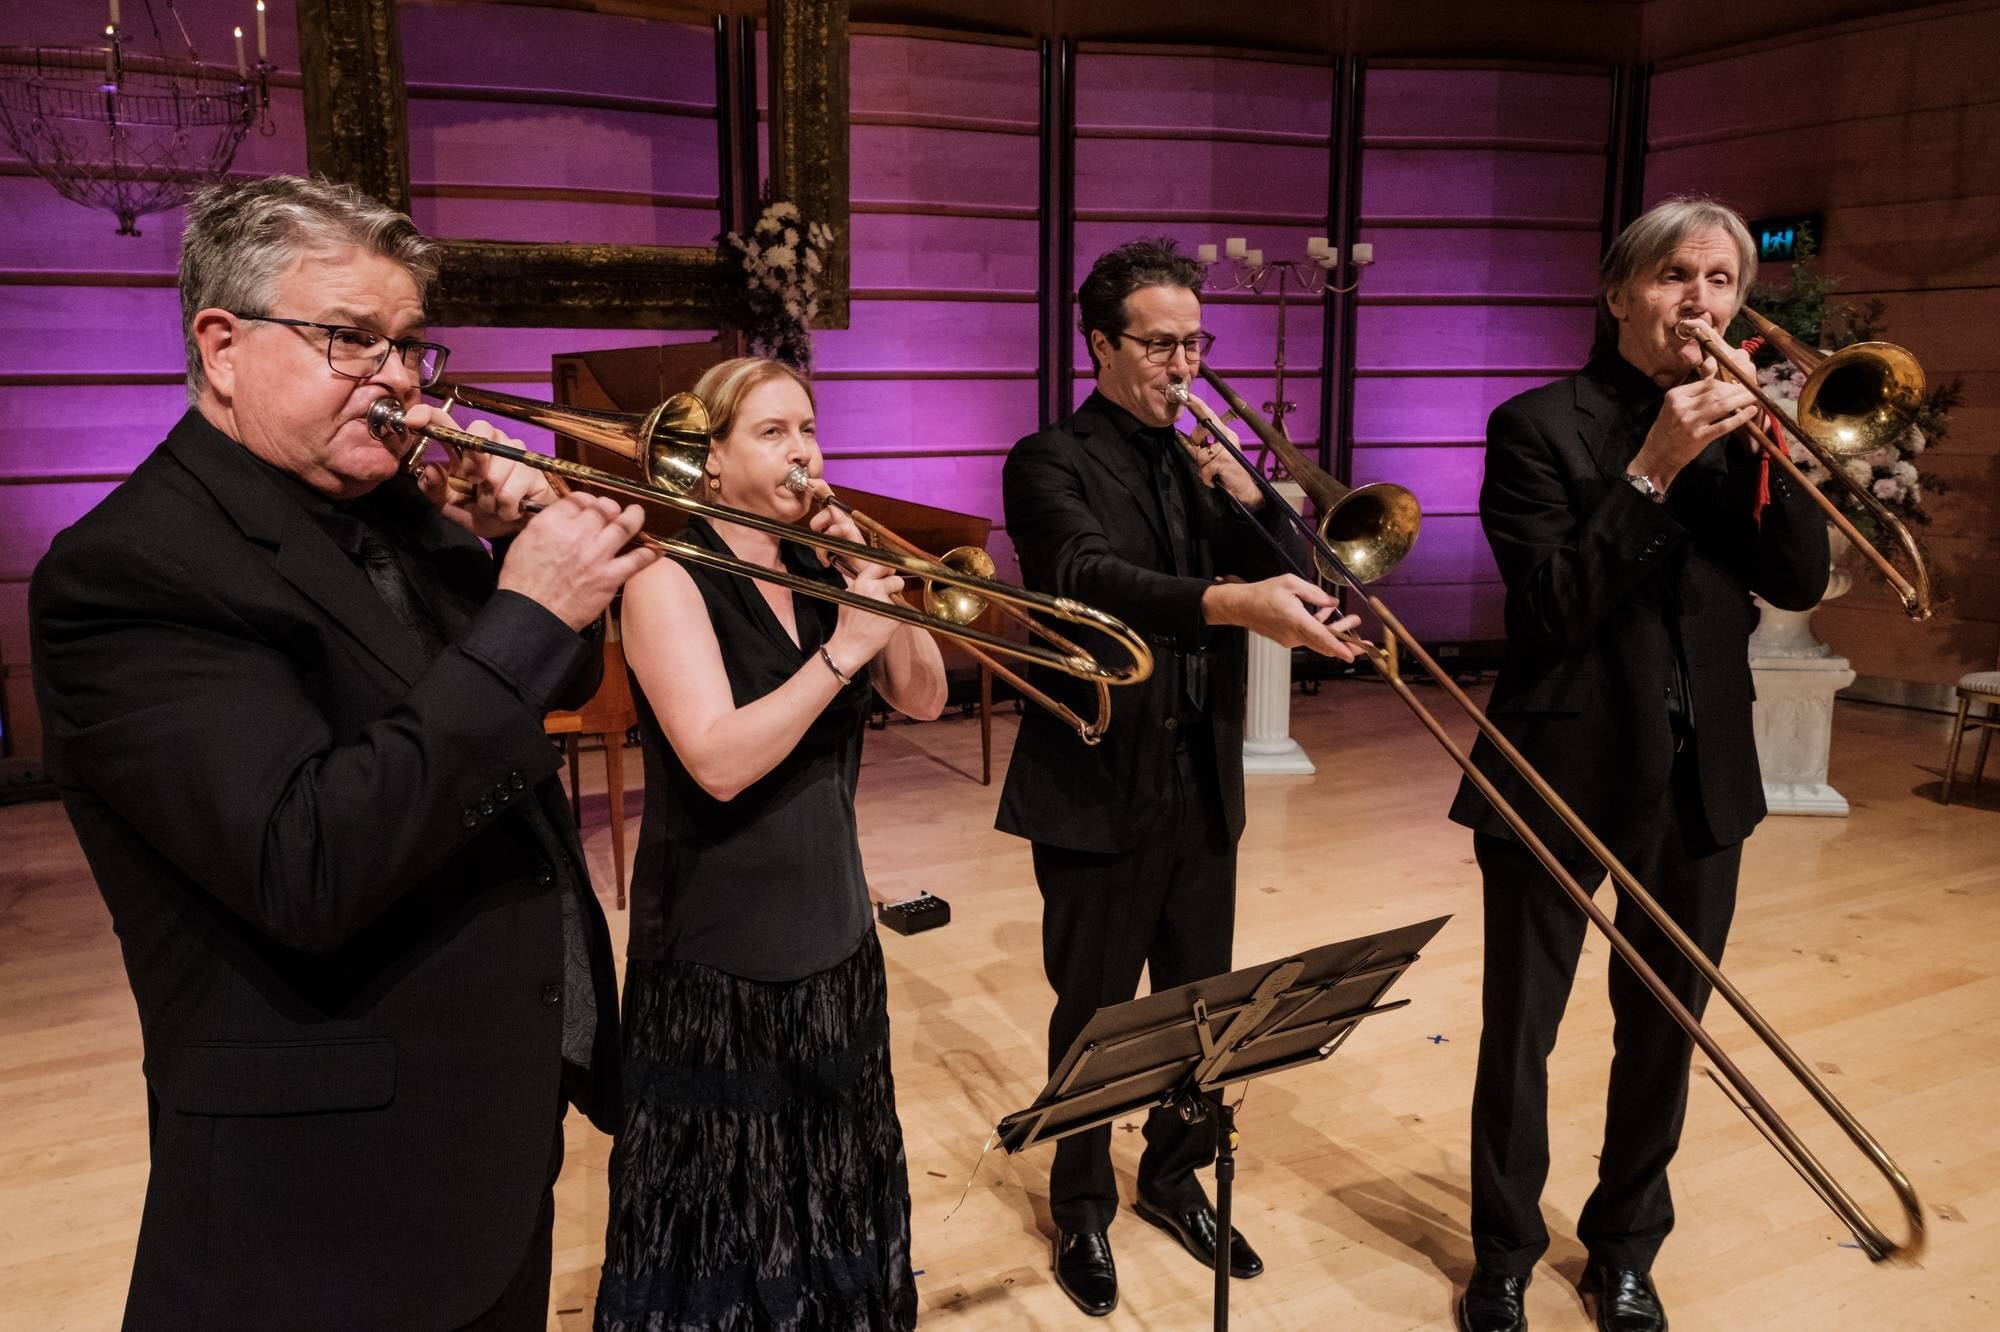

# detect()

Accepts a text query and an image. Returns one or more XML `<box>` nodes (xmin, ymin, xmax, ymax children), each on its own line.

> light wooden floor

<box><xmin>3</xmin><ymin>682</ymin><xmax>1995</xmax><ymax>1330</ymax></box>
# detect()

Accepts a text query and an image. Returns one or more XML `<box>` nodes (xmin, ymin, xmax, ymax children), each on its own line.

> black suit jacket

<box><xmin>1446</xmin><ymin>354</ymin><xmax>1830</xmax><ymax>861</ymax></box>
<box><xmin>996</xmin><ymin>393</ymin><xmax>1305</xmax><ymax>854</ymax></box>
<box><xmin>30</xmin><ymin>411</ymin><xmax>621</xmax><ymax>1330</ymax></box>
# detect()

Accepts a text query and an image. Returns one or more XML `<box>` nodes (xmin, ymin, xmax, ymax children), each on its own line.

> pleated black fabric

<box><xmin>595</xmin><ymin>932</ymin><xmax>916</xmax><ymax>1331</ymax></box>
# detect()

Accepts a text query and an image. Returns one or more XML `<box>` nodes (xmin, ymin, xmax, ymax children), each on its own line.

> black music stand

<box><xmin>996</xmin><ymin>915</ymin><xmax>1449</xmax><ymax>1331</ymax></box>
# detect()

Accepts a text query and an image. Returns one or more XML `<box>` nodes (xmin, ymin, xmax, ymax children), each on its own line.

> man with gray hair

<box><xmin>31</xmin><ymin>174</ymin><xmax>656</xmax><ymax>1329</ymax></box>
<box><xmin>1446</xmin><ymin>197</ymin><xmax>1828</xmax><ymax>1332</ymax></box>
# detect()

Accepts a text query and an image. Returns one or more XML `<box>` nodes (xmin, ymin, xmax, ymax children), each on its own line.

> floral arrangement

<box><xmin>1727</xmin><ymin>231</ymin><xmax>1961</xmax><ymax>556</ymax></box>
<box><xmin>724</xmin><ymin>200</ymin><xmax>834</xmax><ymax>371</ymax></box>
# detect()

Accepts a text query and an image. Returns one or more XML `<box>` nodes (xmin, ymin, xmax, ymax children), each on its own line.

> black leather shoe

<box><xmin>1578</xmin><ymin>1266</ymin><xmax>1666</xmax><ymax>1332</ymax></box>
<box><xmin>1455</xmin><ymin>1267</ymin><xmax>1528</xmax><ymax>1332</ymax></box>
<box><xmin>1132</xmin><ymin>1193</ymin><xmax>1264</xmax><ymax>1279</ymax></box>
<box><xmin>1052</xmin><ymin>1229</ymin><xmax>1117</xmax><ymax>1317</ymax></box>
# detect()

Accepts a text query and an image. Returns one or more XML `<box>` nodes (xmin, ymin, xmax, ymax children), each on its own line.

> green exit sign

<box><xmin>1750</xmin><ymin>214</ymin><xmax>1821</xmax><ymax>263</ymax></box>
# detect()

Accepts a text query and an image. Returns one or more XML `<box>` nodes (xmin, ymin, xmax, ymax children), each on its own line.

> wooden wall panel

<box><xmin>1355</xmin><ymin>63</ymin><xmax>1612</xmax><ymax>646</ymax></box>
<box><xmin>1648</xmin><ymin>4</ymin><xmax>2000</xmax><ymax>690</ymax></box>
<box><xmin>812</xmin><ymin>31</ymin><xmax>1040</xmax><ymax>529</ymax></box>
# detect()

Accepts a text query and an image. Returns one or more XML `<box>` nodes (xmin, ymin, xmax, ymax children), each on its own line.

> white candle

<box><xmin>234</xmin><ymin>27</ymin><xmax>246</xmax><ymax>77</ymax></box>
<box><xmin>1350</xmin><ymin>242</ymin><xmax>1375</xmax><ymax>265</ymax></box>
<box><xmin>1225</xmin><ymin>237</ymin><xmax>1247</xmax><ymax>259</ymax></box>
<box><xmin>1306</xmin><ymin>236</ymin><xmax>1329</xmax><ymax>257</ymax></box>
<box><xmin>1246</xmin><ymin>248</ymin><xmax>1264</xmax><ymax>267</ymax></box>
<box><xmin>256</xmin><ymin>0</ymin><xmax>267</xmax><ymax>61</ymax></box>
<box><xmin>109</xmin><ymin>0</ymin><xmax>120</xmax><ymax>30</ymax></box>
<box><xmin>104</xmin><ymin>26</ymin><xmax>115</xmax><ymax>80</ymax></box>
<box><xmin>1196</xmin><ymin>243</ymin><xmax>1218</xmax><ymax>264</ymax></box>
<box><xmin>1317</xmin><ymin>247</ymin><xmax>1340</xmax><ymax>269</ymax></box>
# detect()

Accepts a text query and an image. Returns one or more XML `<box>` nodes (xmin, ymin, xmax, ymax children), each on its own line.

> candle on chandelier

<box><xmin>256</xmin><ymin>1</ymin><xmax>268</xmax><ymax>62</ymax></box>
<box><xmin>104</xmin><ymin>26</ymin><xmax>115</xmax><ymax>81</ymax></box>
<box><xmin>1224</xmin><ymin>237</ymin><xmax>1247</xmax><ymax>259</ymax></box>
<box><xmin>1197</xmin><ymin>243</ymin><xmax>1218</xmax><ymax>264</ymax></box>
<box><xmin>1246</xmin><ymin>248</ymin><xmax>1264</xmax><ymax>267</ymax></box>
<box><xmin>235</xmin><ymin>27</ymin><xmax>247</xmax><ymax>77</ymax></box>
<box><xmin>109</xmin><ymin>0</ymin><xmax>120</xmax><ymax>30</ymax></box>
<box><xmin>1306</xmin><ymin>236</ymin><xmax>1329</xmax><ymax>258</ymax></box>
<box><xmin>1350</xmin><ymin>242</ymin><xmax>1375</xmax><ymax>266</ymax></box>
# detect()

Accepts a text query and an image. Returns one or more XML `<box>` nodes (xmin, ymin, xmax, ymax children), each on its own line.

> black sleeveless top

<box><xmin>626</xmin><ymin>517</ymin><xmax>876</xmax><ymax>981</ymax></box>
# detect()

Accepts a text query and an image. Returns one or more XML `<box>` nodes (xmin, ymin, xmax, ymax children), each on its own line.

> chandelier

<box><xmin>0</xmin><ymin>3</ymin><xmax>271</xmax><ymax>237</ymax></box>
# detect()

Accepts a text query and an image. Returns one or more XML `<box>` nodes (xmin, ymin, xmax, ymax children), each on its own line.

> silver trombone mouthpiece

<box><xmin>784</xmin><ymin>465</ymin><xmax>813</xmax><ymax>494</ymax></box>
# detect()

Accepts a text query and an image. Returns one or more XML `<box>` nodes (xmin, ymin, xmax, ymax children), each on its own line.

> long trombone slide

<box><xmin>367</xmin><ymin>399</ymin><xmax>1153</xmax><ymax>690</ymax></box>
<box><xmin>786</xmin><ymin>470</ymin><xmax>1115</xmax><ymax>745</ymax></box>
<box><xmin>1678</xmin><ymin>313</ymin><xmax>1933</xmax><ymax>619</ymax></box>
<box><xmin>1171</xmin><ymin>375</ymin><xmax>1925</xmax><ymax>1263</ymax></box>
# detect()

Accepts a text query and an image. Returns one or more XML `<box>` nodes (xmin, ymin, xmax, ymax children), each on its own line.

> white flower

<box><xmin>1902</xmin><ymin>424</ymin><xmax>1927</xmax><ymax>455</ymax></box>
<box><xmin>1871</xmin><ymin>476</ymin><xmax>1903</xmax><ymax>500</ymax></box>
<box><xmin>1842</xmin><ymin>458</ymin><xmax>1874</xmax><ymax>487</ymax></box>
<box><xmin>1864</xmin><ymin>447</ymin><xmax>1893</xmax><ymax>468</ymax></box>
<box><xmin>1893</xmin><ymin>460</ymin><xmax>1919</xmax><ymax>487</ymax></box>
<box><xmin>771</xmin><ymin>201</ymin><xmax>800</xmax><ymax>221</ymax></box>
<box><xmin>804</xmin><ymin>250</ymin><xmax>822</xmax><ymax>274</ymax></box>
<box><xmin>765</xmin><ymin>244</ymin><xmax>796</xmax><ymax>270</ymax></box>
<box><xmin>783</xmin><ymin>226</ymin><xmax>799</xmax><ymax>247</ymax></box>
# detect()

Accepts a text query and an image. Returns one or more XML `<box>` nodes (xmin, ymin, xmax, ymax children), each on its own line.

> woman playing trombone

<box><xmin>594</xmin><ymin>356</ymin><xmax>944</xmax><ymax>1331</ymax></box>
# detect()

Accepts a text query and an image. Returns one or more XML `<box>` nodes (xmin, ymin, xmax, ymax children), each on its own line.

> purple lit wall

<box><xmin>399</xmin><ymin>2</ymin><xmax>721</xmax><ymax>457</ymax></box>
<box><xmin>0</xmin><ymin>0</ymin><xmax>308</xmax><ymax>759</ymax></box>
<box><xmin>1071</xmin><ymin>49</ymin><xmax>1332</xmax><ymax>449</ymax></box>
<box><xmin>1352</xmin><ymin>67</ymin><xmax>1609</xmax><ymax>643</ymax></box>
<box><xmin>809</xmin><ymin>29</ymin><xmax>1043</xmax><ymax>579</ymax></box>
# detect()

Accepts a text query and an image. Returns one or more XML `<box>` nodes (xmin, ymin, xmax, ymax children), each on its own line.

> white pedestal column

<box><xmin>1243</xmin><ymin>482</ymin><xmax>1314</xmax><ymax>775</ymax></box>
<box><xmin>1749</xmin><ymin>529</ymin><xmax>1853</xmax><ymax>816</ymax></box>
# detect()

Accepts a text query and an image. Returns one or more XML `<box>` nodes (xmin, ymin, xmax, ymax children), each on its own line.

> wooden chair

<box><xmin>1941</xmin><ymin>668</ymin><xmax>2000</xmax><ymax>806</ymax></box>
<box><xmin>545</xmin><ymin>633</ymin><xmax>638</xmax><ymax>908</ymax></box>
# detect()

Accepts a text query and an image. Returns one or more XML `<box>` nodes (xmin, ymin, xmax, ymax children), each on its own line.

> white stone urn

<box><xmin>1748</xmin><ymin>526</ymin><xmax>1855</xmax><ymax>815</ymax></box>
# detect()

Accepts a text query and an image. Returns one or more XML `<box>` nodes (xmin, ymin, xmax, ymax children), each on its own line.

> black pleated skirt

<box><xmin>595</xmin><ymin>932</ymin><xmax>917</xmax><ymax>1331</ymax></box>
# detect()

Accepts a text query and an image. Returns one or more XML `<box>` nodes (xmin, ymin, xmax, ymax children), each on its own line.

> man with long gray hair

<box><xmin>31</xmin><ymin>174</ymin><xmax>656</xmax><ymax>1329</ymax></box>
<box><xmin>1446</xmin><ymin>197</ymin><xmax>1828</xmax><ymax>1332</ymax></box>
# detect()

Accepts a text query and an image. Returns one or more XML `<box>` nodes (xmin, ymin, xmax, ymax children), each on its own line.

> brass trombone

<box><xmin>1172</xmin><ymin>369</ymin><xmax>1925</xmax><ymax>1262</ymax></box>
<box><xmin>365</xmin><ymin>390</ymin><xmax>1154</xmax><ymax>691</ymax></box>
<box><xmin>1680</xmin><ymin>309</ymin><xmax>1933</xmax><ymax>619</ymax></box>
<box><xmin>785</xmin><ymin>469</ymin><xmax>1116</xmax><ymax>744</ymax></box>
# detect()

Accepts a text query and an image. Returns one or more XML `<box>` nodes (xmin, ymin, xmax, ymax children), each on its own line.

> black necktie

<box><xmin>1149</xmin><ymin>435</ymin><xmax>1209</xmax><ymax>713</ymax></box>
<box><xmin>352</xmin><ymin>524</ymin><xmax>598</xmax><ymax>1069</ymax></box>
<box><xmin>355</xmin><ymin>530</ymin><xmax>447</xmax><ymax>661</ymax></box>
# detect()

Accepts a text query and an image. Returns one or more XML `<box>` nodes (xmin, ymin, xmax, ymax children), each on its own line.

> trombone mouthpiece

<box><xmin>366</xmin><ymin>397</ymin><xmax>407</xmax><ymax>439</ymax></box>
<box><xmin>1166</xmin><ymin>382</ymin><xmax>1192</xmax><ymax>405</ymax></box>
<box><xmin>784</xmin><ymin>466</ymin><xmax>815</xmax><ymax>494</ymax></box>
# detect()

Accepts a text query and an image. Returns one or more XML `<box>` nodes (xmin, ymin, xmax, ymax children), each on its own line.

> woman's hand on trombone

<box><xmin>1202</xmin><ymin>575</ymin><xmax>1364</xmax><ymax>661</ymax></box>
<box><xmin>407</xmin><ymin>405</ymin><xmax>560</xmax><ymax>538</ymax></box>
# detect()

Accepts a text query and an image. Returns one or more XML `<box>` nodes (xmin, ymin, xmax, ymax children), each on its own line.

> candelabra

<box><xmin>1195</xmin><ymin>236</ymin><xmax>1377</xmax><ymax>459</ymax></box>
<box><xmin>0</xmin><ymin>2</ymin><xmax>274</xmax><ymax>237</ymax></box>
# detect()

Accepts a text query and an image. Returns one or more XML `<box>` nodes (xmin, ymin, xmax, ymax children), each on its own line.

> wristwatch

<box><xmin>1623</xmin><ymin>472</ymin><xmax>1667</xmax><ymax>504</ymax></box>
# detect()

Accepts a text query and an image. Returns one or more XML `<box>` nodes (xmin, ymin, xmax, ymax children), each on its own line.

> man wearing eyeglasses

<box><xmin>997</xmin><ymin>237</ymin><xmax>1361</xmax><ymax>1317</ymax></box>
<box><xmin>30</xmin><ymin>175</ymin><xmax>656</xmax><ymax>1329</ymax></box>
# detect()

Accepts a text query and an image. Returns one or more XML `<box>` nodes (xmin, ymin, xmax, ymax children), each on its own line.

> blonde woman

<box><xmin>595</xmin><ymin>357</ymin><xmax>944</xmax><ymax>1330</ymax></box>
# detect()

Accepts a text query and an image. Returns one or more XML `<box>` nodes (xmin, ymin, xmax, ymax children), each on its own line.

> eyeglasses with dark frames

<box><xmin>1109</xmin><ymin>328</ymin><xmax>1217</xmax><ymax>366</ymax></box>
<box><xmin>231</xmin><ymin>314</ymin><xmax>452</xmax><ymax>388</ymax></box>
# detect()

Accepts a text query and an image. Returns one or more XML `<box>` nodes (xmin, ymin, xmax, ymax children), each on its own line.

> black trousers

<box><xmin>1031</xmin><ymin>740</ymin><xmax>1237</xmax><ymax>1233</ymax></box>
<box><xmin>1468</xmin><ymin>748</ymin><xmax>1742</xmax><ymax>1277</ymax></box>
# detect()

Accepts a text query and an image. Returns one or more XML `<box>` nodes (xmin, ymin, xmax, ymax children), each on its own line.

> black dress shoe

<box><xmin>1455</xmin><ymin>1268</ymin><xmax>1528</xmax><ymax>1332</ymax></box>
<box><xmin>1578</xmin><ymin>1266</ymin><xmax>1667</xmax><ymax>1332</ymax></box>
<box><xmin>1052</xmin><ymin>1228</ymin><xmax>1118</xmax><ymax>1317</ymax></box>
<box><xmin>1132</xmin><ymin>1193</ymin><xmax>1264</xmax><ymax>1279</ymax></box>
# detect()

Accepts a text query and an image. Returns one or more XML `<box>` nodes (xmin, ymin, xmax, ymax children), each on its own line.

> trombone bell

<box><xmin>1796</xmin><ymin>342</ymin><xmax>1926</xmax><ymax>460</ymax></box>
<box><xmin>1318</xmin><ymin>482</ymin><xmax>1422</xmax><ymax>585</ymax></box>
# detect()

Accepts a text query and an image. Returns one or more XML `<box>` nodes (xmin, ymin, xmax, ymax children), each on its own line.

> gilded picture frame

<box><xmin>295</xmin><ymin>0</ymin><xmax>849</xmax><ymax>330</ymax></box>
